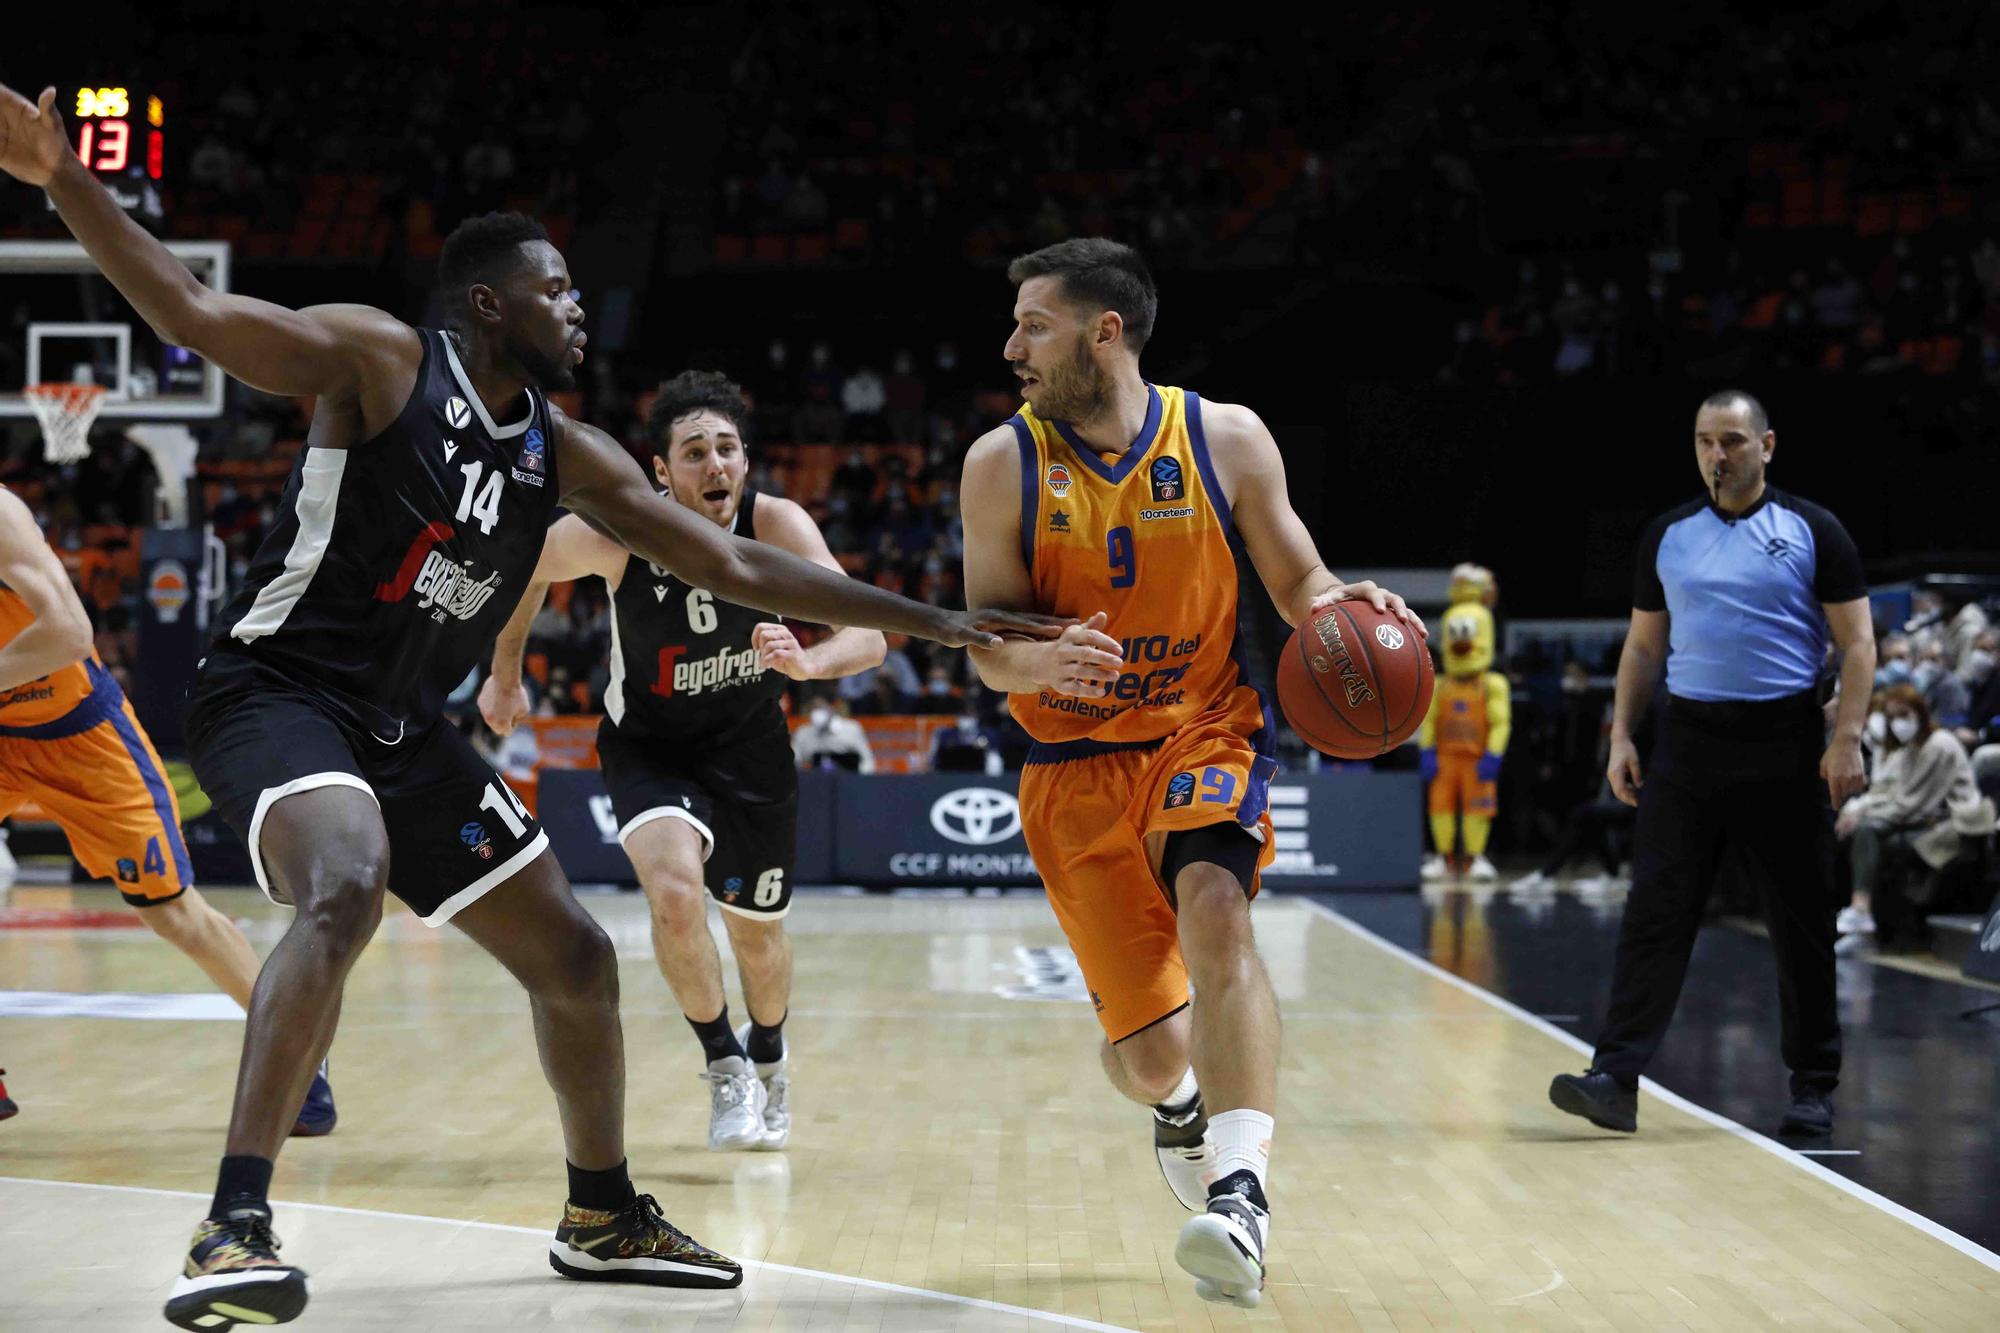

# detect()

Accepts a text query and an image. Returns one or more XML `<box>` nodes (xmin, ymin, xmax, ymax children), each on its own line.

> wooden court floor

<box><xmin>3</xmin><ymin>884</ymin><xmax>1998</xmax><ymax>1331</ymax></box>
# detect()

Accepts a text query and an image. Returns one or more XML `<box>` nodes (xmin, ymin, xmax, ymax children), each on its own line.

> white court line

<box><xmin>1300</xmin><ymin>898</ymin><xmax>2000</xmax><ymax>1274</ymax></box>
<box><xmin>0</xmin><ymin>1176</ymin><xmax>1138</xmax><ymax>1333</ymax></box>
<box><xmin>1801</xmin><ymin>1150</ymin><xmax>1864</xmax><ymax>1157</ymax></box>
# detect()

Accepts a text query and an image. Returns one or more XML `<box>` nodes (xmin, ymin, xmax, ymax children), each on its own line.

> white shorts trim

<box><xmin>247</xmin><ymin>773</ymin><xmax>379</xmax><ymax>905</ymax></box>
<box><xmin>421</xmin><ymin>829</ymin><xmax>550</xmax><ymax>928</ymax></box>
<box><xmin>718</xmin><ymin>896</ymin><xmax>792</xmax><ymax>922</ymax></box>
<box><xmin>618</xmin><ymin>806</ymin><xmax>714</xmax><ymax>862</ymax></box>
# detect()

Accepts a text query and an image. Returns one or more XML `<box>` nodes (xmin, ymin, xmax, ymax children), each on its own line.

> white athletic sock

<box><xmin>1154</xmin><ymin>1066</ymin><xmax>1200</xmax><ymax>1117</ymax></box>
<box><xmin>1207</xmin><ymin>1109</ymin><xmax>1273</xmax><ymax>1199</ymax></box>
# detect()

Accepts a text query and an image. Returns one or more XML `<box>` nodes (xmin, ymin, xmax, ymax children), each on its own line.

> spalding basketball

<box><xmin>1276</xmin><ymin>600</ymin><xmax>1434</xmax><ymax>760</ymax></box>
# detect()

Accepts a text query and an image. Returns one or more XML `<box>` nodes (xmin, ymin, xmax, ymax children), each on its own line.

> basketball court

<box><xmin>6</xmin><ymin>883</ymin><xmax>1997</xmax><ymax>1330</ymax></box>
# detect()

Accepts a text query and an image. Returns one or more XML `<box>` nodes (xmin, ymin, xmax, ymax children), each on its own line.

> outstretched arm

<box><xmin>1207</xmin><ymin>400</ymin><xmax>1426</xmax><ymax>635</ymax></box>
<box><xmin>0</xmin><ymin>490</ymin><xmax>94</xmax><ymax>693</ymax></box>
<box><xmin>554</xmin><ymin>409</ymin><xmax>1066</xmax><ymax>649</ymax></box>
<box><xmin>958</xmin><ymin>426</ymin><xmax>1123</xmax><ymax>696</ymax></box>
<box><xmin>747</xmin><ymin>495</ymin><xmax>887</xmax><ymax>682</ymax></box>
<box><xmin>0</xmin><ymin>83</ymin><xmax>401</xmax><ymax>401</ymax></box>
<box><xmin>480</xmin><ymin>515</ymin><xmax>626</xmax><ymax>734</ymax></box>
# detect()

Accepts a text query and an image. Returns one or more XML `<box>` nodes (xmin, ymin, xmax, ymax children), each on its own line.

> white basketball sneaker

<box><xmin>1467</xmin><ymin>855</ymin><xmax>1499</xmax><ymax>881</ymax></box>
<box><xmin>701</xmin><ymin>1056</ymin><xmax>767</xmax><ymax>1152</ymax></box>
<box><xmin>734</xmin><ymin>1022</ymin><xmax>790</xmax><ymax>1150</ymax></box>
<box><xmin>1175</xmin><ymin>1181</ymin><xmax>1269</xmax><ymax>1308</ymax></box>
<box><xmin>1420</xmin><ymin>853</ymin><xmax>1449</xmax><ymax>880</ymax></box>
<box><xmin>1153</xmin><ymin>1096</ymin><xmax>1216</xmax><ymax>1211</ymax></box>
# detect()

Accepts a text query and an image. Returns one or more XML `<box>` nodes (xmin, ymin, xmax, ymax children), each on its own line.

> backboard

<box><xmin>0</xmin><ymin>240</ymin><xmax>229</xmax><ymax>420</ymax></box>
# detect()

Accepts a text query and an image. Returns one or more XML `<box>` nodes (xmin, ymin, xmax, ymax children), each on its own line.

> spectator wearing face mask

<box><xmin>1911</xmin><ymin>634</ymin><xmax>1971</xmax><ymax>731</ymax></box>
<box><xmin>1874</xmin><ymin>633</ymin><xmax>1912</xmax><ymax>688</ymax></box>
<box><xmin>1834</xmin><ymin>685</ymin><xmax>1978</xmax><ymax>950</ymax></box>
<box><xmin>917</xmin><ymin>664</ymin><xmax>962</xmax><ymax>714</ymax></box>
<box><xmin>930</xmin><ymin>709</ymin><xmax>1002</xmax><ymax>775</ymax></box>
<box><xmin>1959</xmin><ymin>630</ymin><xmax>2000</xmax><ymax>750</ymax></box>
<box><xmin>792</xmin><ymin>695</ymin><xmax>876</xmax><ymax>773</ymax></box>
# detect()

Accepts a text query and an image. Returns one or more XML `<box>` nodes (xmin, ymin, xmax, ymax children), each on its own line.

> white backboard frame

<box><xmin>0</xmin><ymin>239</ymin><xmax>229</xmax><ymax>420</ymax></box>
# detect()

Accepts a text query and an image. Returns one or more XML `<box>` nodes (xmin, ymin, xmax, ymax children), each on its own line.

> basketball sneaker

<box><xmin>735</xmin><ymin>1022</ymin><xmax>790</xmax><ymax>1150</ymax></box>
<box><xmin>1467</xmin><ymin>855</ymin><xmax>1499</xmax><ymax>881</ymax></box>
<box><xmin>1420</xmin><ymin>853</ymin><xmax>1448</xmax><ymax>880</ymax></box>
<box><xmin>548</xmin><ymin>1192</ymin><xmax>742</xmax><ymax>1288</ymax></box>
<box><xmin>0</xmin><ymin>1067</ymin><xmax>16</xmax><ymax>1122</ymax></box>
<box><xmin>290</xmin><ymin>1059</ymin><xmax>336</xmax><ymax>1137</ymax></box>
<box><xmin>1175</xmin><ymin>1172</ymin><xmax>1269</xmax><ymax>1309</ymax></box>
<box><xmin>163</xmin><ymin>1204</ymin><xmax>309</xmax><ymax>1330</ymax></box>
<box><xmin>1153</xmin><ymin>1093</ymin><xmax>1216</xmax><ymax>1211</ymax></box>
<box><xmin>702</xmin><ymin>1055</ymin><xmax>767</xmax><ymax>1151</ymax></box>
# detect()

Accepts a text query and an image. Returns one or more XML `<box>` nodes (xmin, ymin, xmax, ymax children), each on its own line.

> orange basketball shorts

<box><xmin>1018</xmin><ymin>706</ymin><xmax>1277</xmax><ymax>1042</ymax></box>
<box><xmin>0</xmin><ymin>694</ymin><xmax>192</xmax><ymax>905</ymax></box>
<box><xmin>1428</xmin><ymin>752</ymin><xmax>1497</xmax><ymax>818</ymax></box>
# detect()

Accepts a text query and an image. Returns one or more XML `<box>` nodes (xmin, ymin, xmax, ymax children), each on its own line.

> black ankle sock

<box><xmin>1208</xmin><ymin>1168</ymin><xmax>1268</xmax><ymax>1212</ymax></box>
<box><xmin>746</xmin><ymin>1012</ymin><xmax>787</xmax><ymax>1065</ymax></box>
<box><xmin>687</xmin><ymin>1006</ymin><xmax>744</xmax><ymax>1065</ymax></box>
<box><xmin>566</xmin><ymin>1158</ymin><xmax>635</xmax><ymax>1212</ymax></box>
<box><xmin>209</xmin><ymin>1155</ymin><xmax>274</xmax><ymax>1221</ymax></box>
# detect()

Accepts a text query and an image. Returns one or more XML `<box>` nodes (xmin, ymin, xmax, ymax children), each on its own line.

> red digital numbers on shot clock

<box><xmin>70</xmin><ymin>86</ymin><xmax>164</xmax><ymax>182</ymax></box>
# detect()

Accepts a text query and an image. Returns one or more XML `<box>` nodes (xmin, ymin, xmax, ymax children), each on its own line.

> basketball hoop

<box><xmin>24</xmin><ymin>383</ymin><xmax>107</xmax><ymax>464</ymax></box>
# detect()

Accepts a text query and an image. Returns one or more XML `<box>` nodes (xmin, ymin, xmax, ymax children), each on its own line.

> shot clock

<box><xmin>67</xmin><ymin>85</ymin><xmax>165</xmax><ymax>211</ymax></box>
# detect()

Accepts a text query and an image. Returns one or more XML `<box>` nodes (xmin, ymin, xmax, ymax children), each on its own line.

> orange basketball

<box><xmin>1276</xmin><ymin>600</ymin><xmax>1434</xmax><ymax>760</ymax></box>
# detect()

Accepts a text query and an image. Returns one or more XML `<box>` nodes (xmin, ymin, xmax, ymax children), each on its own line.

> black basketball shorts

<box><xmin>187</xmin><ymin>652</ymin><xmax>546</xmax><ymax>925</ymax></box>
<box><xmin>596</xmin><ymin>719</ymin><xmax>798</xmax><ymax>919</ymax></box>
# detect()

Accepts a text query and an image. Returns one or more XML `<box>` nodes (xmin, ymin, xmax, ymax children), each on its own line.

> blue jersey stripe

<box><xmin>1008</xmin><ymin>416</ymin><xmax>1038</xmax><ymax>572</ymax></box>
<box><xmin>102</xmin><ymin>693</ymin><xmax>193</xmax><ymax>887</ymax></box>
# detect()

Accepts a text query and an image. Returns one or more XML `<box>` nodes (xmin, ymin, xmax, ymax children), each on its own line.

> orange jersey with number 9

<box><xmin>1005</xmin><ymin>384</ymin><xmax>1269</xmax><ymax>747</ymax></box>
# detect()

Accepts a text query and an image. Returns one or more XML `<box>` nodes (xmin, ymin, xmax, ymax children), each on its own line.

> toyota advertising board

<box><xmin>538</xmin><ymin>769</ymin><xmax>1419</xmax><ymax>889</ymax></box>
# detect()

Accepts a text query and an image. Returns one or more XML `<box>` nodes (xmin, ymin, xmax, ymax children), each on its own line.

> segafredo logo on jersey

<box><xmin>1045</xmin><ymin>463</ymin><xmax>1073</xmax><ymax>497</ymax></box>
<box><xmin>1308</xmin><ymin>610</ymin><xmax>1377</xmax><ymax>708</ymax></box>
<box><xmin>443</xmin><ymin>396</ymin><xmax>473</xmax><ymax>430</ymax></box>
<box><xmin>650</xmin><ymin>643</ymin><xmax>765</xmax><ymax>698</ymax></box>
<box><xmin>373</xmin><ymin>522</ymin><xmax>503</xmax><ymax>623</ymax></box>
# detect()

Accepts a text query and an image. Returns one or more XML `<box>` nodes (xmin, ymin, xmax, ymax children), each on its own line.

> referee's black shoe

<box><xmin>1549</xmin><ymin>1069</ymin><xmax>1638</xmax><ymax>1133</ymax></box>
<box><xmin>1779</xmin><ymin>1087</ymin><xmax>1834</xmax><ymax>1136</ymax></box>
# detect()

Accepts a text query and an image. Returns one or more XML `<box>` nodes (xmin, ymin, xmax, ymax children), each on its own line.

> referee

<box><xmin>1550</xmin><ymin>390</ymin><xmax>1874</xmax><ymax>1136</ymax></box>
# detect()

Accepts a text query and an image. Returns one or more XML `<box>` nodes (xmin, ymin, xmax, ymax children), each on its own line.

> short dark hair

<box><xmin>645</xmin><ymin>370</ymin><xmax>748</xmax><ymax>456</ymax></box>
<box><xmin>1007</xmin><ymin>238</ymin><xmax>1158</xmax><ymax>352</ymax></box>
<box><xmin>1699</xmin><ymin>388</ymin><xmax>1770</xmax><ymax>435</ymax></box>
<box><xmin>437</xmin><ymin>212</ymin><xmax>550</xmax><ymax>322</ymax></box>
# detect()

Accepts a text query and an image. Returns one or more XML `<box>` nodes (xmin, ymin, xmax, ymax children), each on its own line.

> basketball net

<box><xmin>24</xmin><ymin>383</ymin><xmax>107</xmax><ymax>464</ymax></box>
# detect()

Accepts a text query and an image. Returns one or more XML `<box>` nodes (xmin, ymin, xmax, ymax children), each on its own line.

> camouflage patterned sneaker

<box><xmin>164</xmin><ymin>1205</ymin><xmax>310</xmax><ymax>1330</ymax></box>
<box><xmin>548</xmin><ymin>1192</ymin><xmax>742</xmax><ymax>1288</ymax></box>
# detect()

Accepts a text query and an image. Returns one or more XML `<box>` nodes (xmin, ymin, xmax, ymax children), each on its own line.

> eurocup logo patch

<box><xmin>444</xmin><ymin>396</ymin><xmax>473</xmax><ymax>430</ymax></box>
<box><xmin>722</xmin><ymin>876</ymin><xmax>743</xmax><ymax>903</ymax></box>
<box><xmin>520</xmin><ymin>426</ymin><xmax>546</xmax><ymax>473</ymax></box>
<box><xmin>459</xmin><ymin>821</ymin><xmax>495</xmax><ymax>860</ymax></box>
<box><xmin>1046</xmin><ymin>463</ymin><xmax>1073</xmax><ymax>498</ymax></box>
<box><xmin>1150</xmin><ymin>456</ymin><xmax>1184</xmax><ymax>503</ymax></box>
<box><xmin>1164</xmin><ymin>771</ymin><xmax>1196</xmax><ymax>809</ymax></box>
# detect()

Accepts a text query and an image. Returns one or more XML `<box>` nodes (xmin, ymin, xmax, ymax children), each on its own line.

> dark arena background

<box><xmin>3</xmin><ymin>4</ymin><xmax>1999</xmax><ymax>1330</ymax></box>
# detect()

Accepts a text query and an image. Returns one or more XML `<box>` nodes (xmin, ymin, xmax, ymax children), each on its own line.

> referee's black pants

<box><xmin>1592</xmin><ymin>692</ymin><xmax>1841</xmax><ymax>1093</ymax></box>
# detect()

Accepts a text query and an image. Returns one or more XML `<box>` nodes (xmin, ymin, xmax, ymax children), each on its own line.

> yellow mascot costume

<box><xmin>1418</xmin><ymin>564</ymin><xmax>1510</xmax><ymax>880</ymax></box>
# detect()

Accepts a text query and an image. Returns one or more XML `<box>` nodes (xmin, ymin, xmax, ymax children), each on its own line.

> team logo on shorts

<box><xmin>459</xmin><ymin>821</ymin><xmax>495</xmax><ymax>860</ymax></box>
<box><xmin>1150</xmin><ymin>456</ymin><xmax>1184</xmax><ymax>503</ymax></box>
<box><xmin>444</xmin><ymin>396</ymin><xmax>473</xmax><ymax>429</ymax></box>
<box><xmin>722</xmin><ymin>876</ymin><xmax>743</xmax><ymax>903</ymax></box>
<box><xmin>1164</xmin><ymin>771</ymin><xmax>1196</xmax><ymax>809</ymax></box>
<box><xmin>115</xmin><ymin>858</ymin><xmax>140</xmax><ymax>884</ymax></box>
<box><xmin>1375</xmin><ymin>623</ymin><xmax>1405</xmax><ymax>650</ymax></box>
<box><xmin>1046</xmin><ymin>463</ymin><xmax>1073</xmax><ymax>497</ymax></box>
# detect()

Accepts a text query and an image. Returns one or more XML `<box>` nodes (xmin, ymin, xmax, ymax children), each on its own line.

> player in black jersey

<box><xmin>0</xmin><ymin>81</ymin><xmax>1062</xmax><ymax>1331</ymax></box>
<box><xmin>482</xmin><ymin>371</ymin><xmax>881</xmax><ymax>1153</ymax></box>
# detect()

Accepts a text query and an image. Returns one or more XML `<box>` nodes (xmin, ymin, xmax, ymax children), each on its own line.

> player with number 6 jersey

<box><xmin>483</xmin><ymin>369</ymin><xmax>887</xmax><ymax>1154</ymax></box>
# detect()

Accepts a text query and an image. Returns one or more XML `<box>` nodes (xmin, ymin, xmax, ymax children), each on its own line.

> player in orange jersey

<box><xmin>960</xmin><ymin>238</ymin><xmax>1425</xmax><ymax>1308</ymax></box>
<box><xmin>0</xmin><ymin>486</ymin><xmax>334</xmax><ymax>1133</ymax></box>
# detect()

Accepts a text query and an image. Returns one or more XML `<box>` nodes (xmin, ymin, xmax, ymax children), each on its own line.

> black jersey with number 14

<box><xmin>604</xmin><ymin>487</ymin><xmax>787</xmax><ymax>746</ymax></box>
<box><xmin>206</xmin><ymin>329</ymin><xmax>560</xmax><ymax>738</ymax></box>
